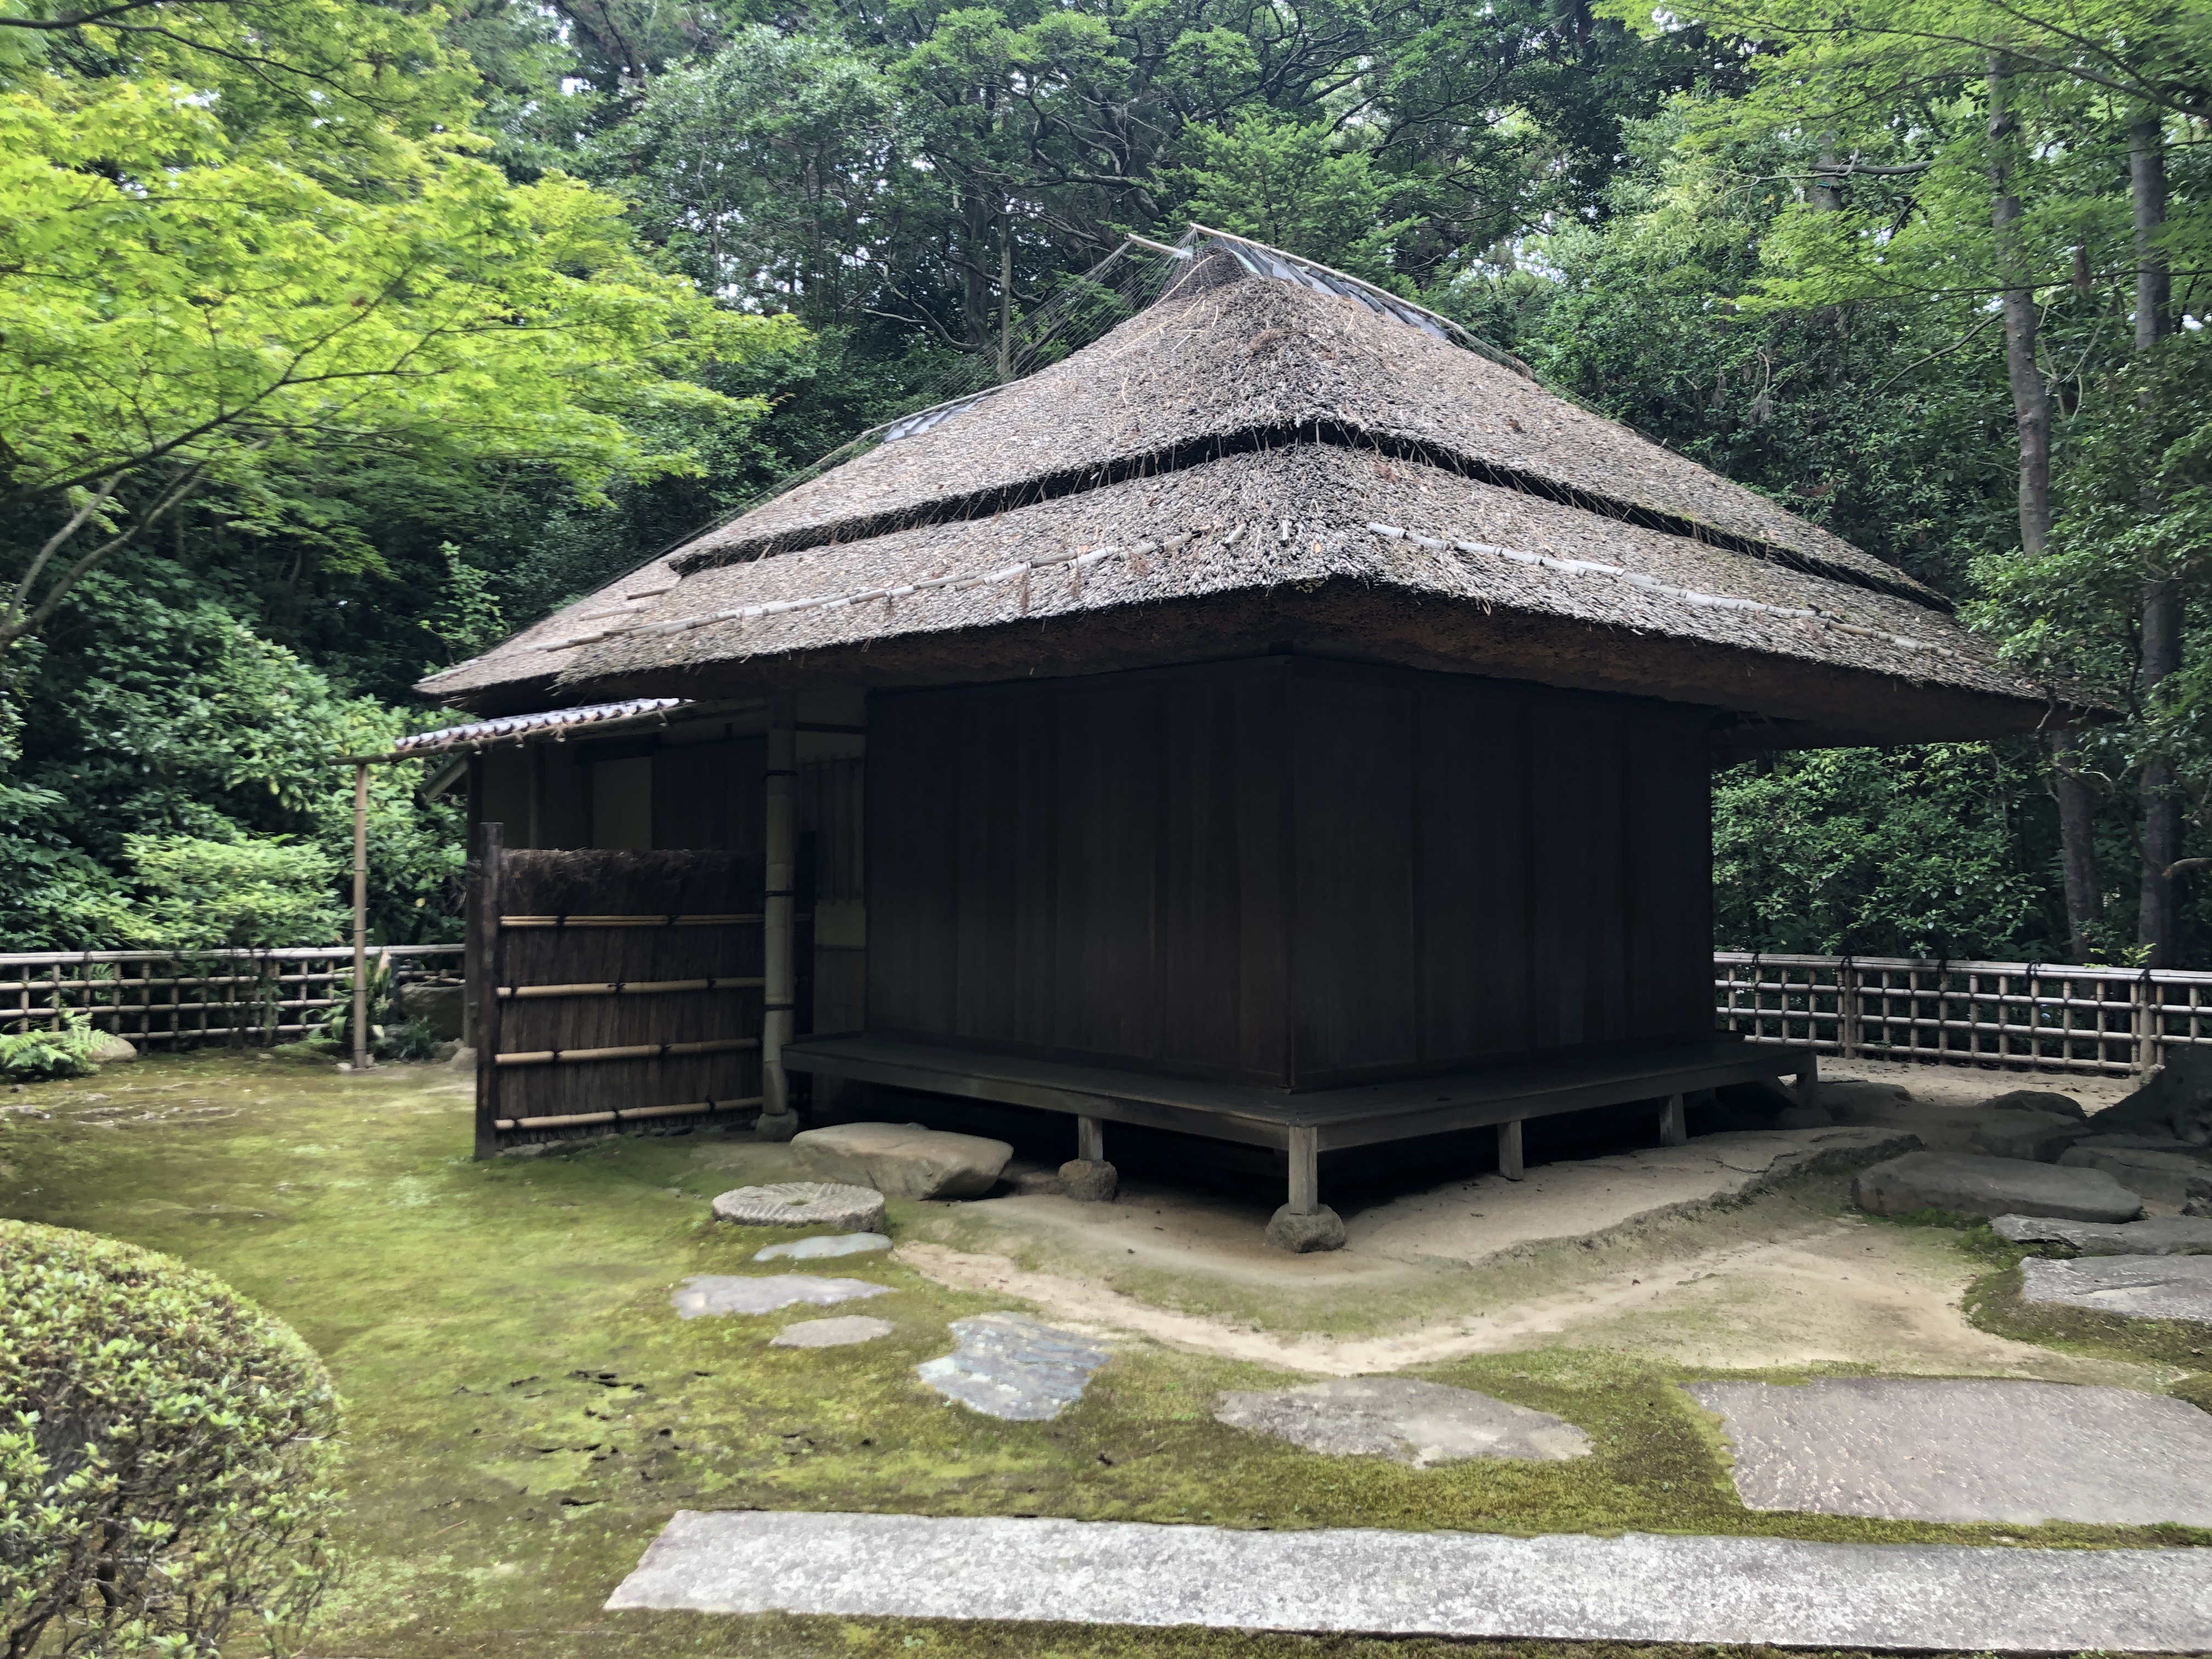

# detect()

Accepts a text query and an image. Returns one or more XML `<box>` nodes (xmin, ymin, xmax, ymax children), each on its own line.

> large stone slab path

<box><xmin>606</xmin><ymin>1510</ymin><xmax>2212</xmax><ymax>1651</ymax></box>
<box><xmin>1685</xmin><ymin>1376</ymin><xmax>2212</xmax><ymax>1525</ymax></box>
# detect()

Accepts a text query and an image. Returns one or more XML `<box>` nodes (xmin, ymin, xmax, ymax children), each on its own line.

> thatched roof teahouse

<box><xmin>419</xmin><ymin>236</ymin><xmax>2093</xmax><ymax>1246</ymax></box>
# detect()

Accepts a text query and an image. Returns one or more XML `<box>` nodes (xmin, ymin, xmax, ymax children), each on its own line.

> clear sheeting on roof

<box><xmin>1186</xmin><ymin>225</ymin><xmax>1535</xmax><ymax>379</ymax></box>
<box><xmin>392</xmin><ymin>698</ymin><xmax>691</xmax><ymax>757</ymax></box>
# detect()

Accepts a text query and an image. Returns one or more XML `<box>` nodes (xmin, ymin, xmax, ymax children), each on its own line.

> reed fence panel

<box><xmin>0</xmin><ymin>944</ymin><xmax>464</xmax><ymax>1047</ymax></box>
<box><xmin>478</xmin><ymin>846</ymin><xmax>766</xmax><ymax>1150</ymax></box>
<box><xmin>1715</xmin><ymin>951</ymin><xmax>2212</xmax><ymax>1075</ymax></box>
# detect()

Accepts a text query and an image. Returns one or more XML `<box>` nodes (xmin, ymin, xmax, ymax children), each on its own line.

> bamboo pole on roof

<box><xmin>351</xmin><ymin>762</ymin><xmax>371</xmax><ymax>1070</ymax></box>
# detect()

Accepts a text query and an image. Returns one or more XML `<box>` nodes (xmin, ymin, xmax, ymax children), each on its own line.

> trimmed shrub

<box><xmin>0</xmin><ymin>1222</ymin><xmax>341</xmax><ymax>1657</ymax></box>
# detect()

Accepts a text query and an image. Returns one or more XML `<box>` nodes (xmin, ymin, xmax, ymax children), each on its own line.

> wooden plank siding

<box><xmin>473</xmin><ymin>735</ymin><xmax>767</xmax><ymax>856</ymax></box>
<box><xmin>865</xmin><ymin>656</ymin><xmax>1715</xmax><ymax>1091</ymax></box>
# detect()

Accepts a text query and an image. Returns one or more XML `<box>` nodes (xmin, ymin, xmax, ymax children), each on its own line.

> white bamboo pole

<box><xmin>758</xmin><ymin>693</ymin><xmax>799</xmax><ymax>1138</ymax></box>
<box><xmin>351</xmin><ymin>761</ymin><xmax>370</xmax><ymax>1070</ymax></box>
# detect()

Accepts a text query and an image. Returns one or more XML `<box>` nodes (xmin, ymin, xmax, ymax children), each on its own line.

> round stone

<box><xmin>1058</xmin><ymin>1158</ymin><xmax>1118</xmax><ymax>1203</ymax></box>
<box><xmin>1266</xmin><ymin>1204</ymin><xmax>1347</xmax><ymax>1252</ymax></box>
<box><xmin>712</xmin><ymin>1182</ymin><xmax>887</xmax><ymax>1232</ymax></box>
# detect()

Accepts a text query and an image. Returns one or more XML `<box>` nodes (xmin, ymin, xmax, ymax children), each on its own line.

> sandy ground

<box><xmin>896</xmin><ymin>1216</ymin><xmax>2162</xmax><ymax>1389</ymax></box>
<box><xmin>887</xmin><ymin>1064</ymin><xmax>2171</xmax><ymax>1389</ymax></box>
<box><xmin>1346</xmin><ymin>1128</ymin><xmax>1907</xmax><ymax>1263</ymax></box>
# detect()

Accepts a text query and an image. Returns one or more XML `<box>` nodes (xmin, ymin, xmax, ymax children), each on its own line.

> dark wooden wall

<box><xmin>473</xmin><ymin>735</ymin><xmax>765</xmax><ymax>856</ymax></box>
<box><xmin>867</xmin><ymin>656</ymin><xmax>1713</xmax><ymax>1091</ymax></box>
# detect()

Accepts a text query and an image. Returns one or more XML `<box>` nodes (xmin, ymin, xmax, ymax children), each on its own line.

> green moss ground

<box><xmin>2</xmin><ymin>1053</ymin><xmax>2204</xmax><ymax>1658</ymax></box>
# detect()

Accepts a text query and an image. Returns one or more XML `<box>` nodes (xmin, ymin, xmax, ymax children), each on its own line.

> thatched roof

<box><xmin>420</xmin><ymin>244</ymin><xmax>2090</xmax><ymax>744</ymax></box>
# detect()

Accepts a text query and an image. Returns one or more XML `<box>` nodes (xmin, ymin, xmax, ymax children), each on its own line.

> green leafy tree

<box><xmin>122</xmin><ymin>834</ymin><xmax>347</xmax><ymax>952</ymax></box>
<box><xmin>0</xmin><ymin>0</ymin><xmax>797</xmax><ymax>662</ymax></box>
<box><xmin>1173</xmin><ymin>108</ymin><xmax>1424</xmax><ymax>285</ymax></box>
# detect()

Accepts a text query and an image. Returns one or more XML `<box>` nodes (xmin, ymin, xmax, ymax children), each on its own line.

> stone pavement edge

<box><xmin>602</xmin><ymin>1509</ymin><xmax>2212</xmax><ymax>1652</ymax></box>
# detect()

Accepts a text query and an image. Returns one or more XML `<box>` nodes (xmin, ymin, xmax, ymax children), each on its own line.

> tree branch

<box><xmin>0</xmin><ymin>463</ymin><xmax>215</xmax><ymax>658</ymax></box>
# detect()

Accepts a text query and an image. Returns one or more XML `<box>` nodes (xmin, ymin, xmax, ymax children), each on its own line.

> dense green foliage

<box><xmin>0</xmin><ymin>0</ymin><xmax>2205</xmax><ymax>961</ymax></box>
<box><xmin>0</xmin><ymin>1016</ymin><xmax>101</xmax><ymax>1082</ymax></box>
<box><xmin>0</xmin><ymin>1219</ymin><xmax>341</xmax><ymax>1657</ymax></box>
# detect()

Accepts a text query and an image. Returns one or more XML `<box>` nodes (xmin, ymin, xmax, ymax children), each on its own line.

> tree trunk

<box><xmin>1988</xmin><ymin>54</ymin><xmax>2051</xmax><ymax>556</ymax></box>
<box><xmin>2133</xmin><ymin>111</ymin><xmax>2180</xmax><ymax>963</ymax></box>
<box><xmin>1989</xmin><ymin>51</ymin><xmax>2102</xmax><ymax>957</ymax></box>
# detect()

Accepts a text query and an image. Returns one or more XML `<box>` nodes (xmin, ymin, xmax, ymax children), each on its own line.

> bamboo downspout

<box><xmin>758</xmin><ymin>693</ymin><xmax>799</xmax><ymax>1136</ymax></box>
<box><xmin>351</xmin><ymin>761</ymin><xmax>370</xmax><ymax>1070</ymax></box>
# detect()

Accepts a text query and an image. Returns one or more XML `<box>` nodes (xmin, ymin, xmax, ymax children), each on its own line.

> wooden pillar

<box><xmin>528</xmin><ymin>742</ymin><xmax>545</xmax><ymax>850</ymax></box>
<box><xmin>1497</xmin><ymin>1119</ymin><xmax>1524</xmax><ymax>1181</ymax></box>
<box><xmin>1795</xmin><ymin>1051</ymin><xmax>1820</xmax><ymax>1113</ymax></box>
<box><xmin>471</xmin><ymin>821</ymin><xmax>504</xmax><ymax>1160</ymax></box>
<box><xmin>759</xmin><ymin>693</ymin><xmax>799</xmax><ymax>1136</ymax></box>
<box><xmin>1285</xmin><ymin>1125</ymin><xmax>1320</xmax><ymax>1216</ymax></box>
<box><xmin>351</xmin><ymin>761</ymin><xmax>371</xmax><ymax>1072</ymax></box>
<box><xmin>1658</xmin><ymin>1092</ymin><xmax>1686</xmax><ymax>1147</ymax></box>
<box><xmin>1077</xmin><ymin>1115</ymin><xmax>1104</xmax><ymax>1163</ymax></box>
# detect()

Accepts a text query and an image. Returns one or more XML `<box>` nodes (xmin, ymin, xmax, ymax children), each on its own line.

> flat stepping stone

<box><xmin>1685</xmin><ymin>1377</ymin><xmax>2212</xmax><ymax>1525</ymax></box>
<box><xmin>755</xmin><ymin>1232</ymin><xmax>892</xmax><ymax>1262</ymax></box>
<box><xmin>670</xmin><ymin>1274</ymin><xmax>890</xmax><ymax>1319</ymax></box>
<box><xmin>2022</xmin><ymin>1254</ymin><xmax>2212</xmax><ymax>1323</ymax></box>
<box><xmin>1963</xmin><ymin>1111</ymin><xmax>2091</xmax><ymax>1163</ymax></box>
<box><xmin>712</xmin><ymin>1183</ymin><xmax>886</xmax><ymax>1232</ymax></box>
<box><xmin>772</xmin><ymin>1315</ymin><xmax>895</xmax><ymax>1348</ymax></box>
<box><xmin>793</xmin><ymin>1122</ymin><xmax>1012</xmax><ymax>1200</ymax></box>
<box><xmin>1983</xmin><ymin>1088</ymin><xmax>2086</xmax><ymax>1119</ymax></box>
<box><xmin>1215</xmin><ymin>1377</ymin><xmax>1589</xmax><ymax>1466</ymax></box>
<box><xmin>606</xmin><ymin>1510</ymin><xmax>2212</xmax><ymax>1650</ymax></box>
<box><xmin>1852</xmin><ymin>1150</ymin><xmax>2142</xmax><ymax>1222</ymax></box>
<box><xmin>2058</xmin><ymin>1142</ymin><xmax>2211</xmax><ymax>1209</ymax></box>
<box><xmin>1995</xmin><ymin>1212</ymin><xmax>2212</xmax><ymax>1254</ymax></box>
<box><xmin>916</xmin><ymin>1313</ymin><xmax>1110</xmax><ymax>1421</ymax></box>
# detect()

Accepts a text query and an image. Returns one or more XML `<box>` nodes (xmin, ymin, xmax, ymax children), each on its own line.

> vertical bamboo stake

<box><xmin>758</xmin><ymin>693</ymin><xmax>800</xmax><ymax>1139</ymax></box>
<box><xmin>351</xmin><ymin>761</ymin><xmax>370</xmax><ymax>1071</ymax></box>
<box><xmin>472</xmin><ymin>821</ymin><xmax>505</xmax><ymax>1160</ymax></box>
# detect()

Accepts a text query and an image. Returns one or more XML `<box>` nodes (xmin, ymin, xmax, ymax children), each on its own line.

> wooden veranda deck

<box><xmin>783</xmin><ymin>1032</ymin><xmax>1818</xmax><ymax>1216</ymax></box>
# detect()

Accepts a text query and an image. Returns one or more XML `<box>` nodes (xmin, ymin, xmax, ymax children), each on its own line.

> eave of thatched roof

<box><xmin>521</xmin><ymin>446</ymin><xmax>2087</xmax><ymax>744</ymax></box>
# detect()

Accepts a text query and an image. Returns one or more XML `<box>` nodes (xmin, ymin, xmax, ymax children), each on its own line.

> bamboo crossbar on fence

<box><xmin>498</xmin><ymin>913</ymin><xmax>764</xmax><ymax>929</ymax></box>
<box><xmin>1714</xmin><ymin>950</ymin><xmax>2212</xmax><ymax>1076</ymax></box>
<box><xmin>494</xmin><ymin>1037</ymin><xmax>761</xmax><ymax>1068</ymax></box>
<box><xmin>496</xmin><ymin>977</ymin><xmax>765</xmax><ymax>1000</ymax></box>
<box><xmin>0</xmin><ymin>943</ymin><xmax>464</xmax><ymax>1045</ymax></box>
<box><xmin>493</xmin><ymin>1096</ymin><xmax>765</xmax><ymax>1132</ymax></box>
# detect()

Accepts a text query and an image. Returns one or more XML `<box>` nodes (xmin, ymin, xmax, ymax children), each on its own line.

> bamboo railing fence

<box><xmin>0</xmin><ymin>944</ymin><xmax>464</xmax><ymax>1047</ymax></box>
<box><xmin>1716</xmin><ymin>951</ymin><xmax>2212</xmax><ymax>1076</ymax></box>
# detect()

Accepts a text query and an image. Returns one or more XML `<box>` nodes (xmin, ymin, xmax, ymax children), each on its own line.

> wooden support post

<box><xmin>1659</xmin><ymin>1093</ymin><xmax>1687</xmax><ymax>1147</ymax></box>
<box><xmin>2137</xmin><ymin>970</ymin><xmax>2162</xmax><ymax>1075</ymax></box>
<box><xmin>471</xmin><ymin>821</ymin><xmax>504</xmax><ymax>1160</ymax></box>
<box><xmin>1285</xmin><ymin>1125</ymin><xmax>1320</xmax><ymax>1216</ymax></box>
<box><xmin>1077</xmin><ymin>1115</ymin><xmax>1104</xmax><ymax>1163</ymax></box>
<box><xmin>350</xmin><ymin>761</ymin><xmax>371</xmax><ymax>1071</ymax></box>
<box><xmin>1796</xmin><ymin>1051</ymin><xmax>1820</xmax><ymax>1113</ymax></box>
<box><xmin>1497</xmin><ymin>1118</ymin><xmax>1524</xmax><ymax>1181</ymax></box>
<box><xmin>758</xmin><ymin>693</ymin><xmax>800</xmax><ymax>1138</ymax></box>
<box><xmin>1838</xmin><ymin>958</ymin><xmax>1861</xmax><ymax>1060</ymax></box>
